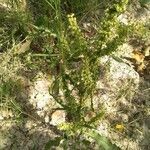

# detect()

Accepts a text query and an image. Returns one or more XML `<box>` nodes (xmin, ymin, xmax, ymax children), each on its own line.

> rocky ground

<box><xmin>0</xmin><ymin>45</ymin><xmax>149</xmax><ymax>149</ymax></box>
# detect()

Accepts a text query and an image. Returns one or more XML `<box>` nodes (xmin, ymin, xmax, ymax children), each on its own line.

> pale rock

<box><xmin>118</xmin><ymin>14</ymin><xmax>128</xmax><ymax>25</ymax></box>
<box><xmin>44</xmin><ymin>115</ymin><xmax>50</xmax><ymax>123</ymax></box>
<box><xmin>0</xmin><ymin>115</ymin><xmax>4</xmax><ymax>120</ymax></box>
<box><xmin>50</xmin><ymin>110</ymin><xmax>66</xmax><ymax>126</ymax></box>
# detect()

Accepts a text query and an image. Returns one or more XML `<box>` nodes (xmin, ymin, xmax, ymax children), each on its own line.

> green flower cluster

<box><xmin>67</xmin><ymin>13</ymin><xmax>81</xmax><ymax>35</ymax></box>
<box><xmin>81</xmin><ymin>59</ymin><xmax>94</xmax><ymax>96</ymax></box>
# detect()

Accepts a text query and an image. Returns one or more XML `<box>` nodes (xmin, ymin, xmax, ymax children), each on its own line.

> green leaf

<box><xmin>51</xmin><ymin>78</ymin><xmax>60</xmax><ymax>96</ymax></box>
<box><xmin>139</xmin><ymin>0</ymin><xmax>150</xmax><ymax>4</ymax></box>
<box><xmin>44</xmin><ymin>137</ymin><xmax>62</xmax><ymax>150</ymax></box>
<box><xmin>87</xmin><ymin>130</ymin><xmax>120</xmax><ymax>150</ymax></box>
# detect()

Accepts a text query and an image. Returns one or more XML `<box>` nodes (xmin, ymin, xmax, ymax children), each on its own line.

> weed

<box><xmin>0</xmin><ymin>0</ymin><xmax>149</xmax><ymax>149</ymax></box>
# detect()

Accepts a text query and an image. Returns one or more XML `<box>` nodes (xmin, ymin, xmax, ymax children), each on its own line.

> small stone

<box><xmin>118</xmin><ymin>14</ymin><xmax>128</xmax><ymax>25</ymax></box>
<box><xmin>44</xmin><ymin>115</ymin><xmax>50</xmax><ymax>123</ymax></box>
<box><xmin>121</xmin><ymin>114</ymin><xmax>129</xmax><ymax>122</ymax></box>
<box><xmin>0</xmin><ymin>115</ymin><xmax>4</xmax><ymax>120</ymax></box>
<box><xmin>50</xmin><ymin>110</ymin><xmax>66</xmax><ymax>126</ymax></box>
